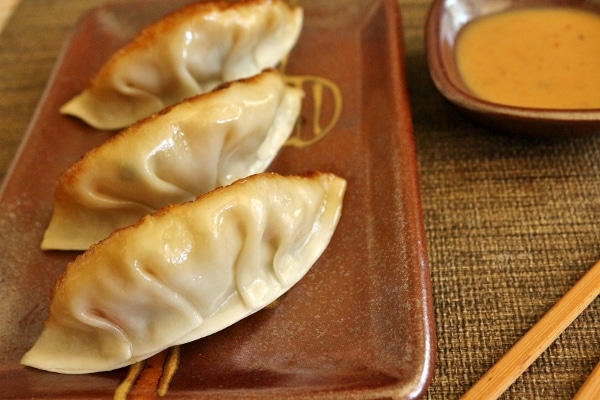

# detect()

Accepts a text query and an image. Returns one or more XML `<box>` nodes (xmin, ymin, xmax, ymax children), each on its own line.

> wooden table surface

<box><xmin>1</xmin><ymin>1</ymin><xmax>600</xmax><ymax>399</ymax></box>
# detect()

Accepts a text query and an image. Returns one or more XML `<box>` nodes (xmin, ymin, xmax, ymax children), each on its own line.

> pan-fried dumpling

<box><xmin>60</xmin><ymin>0</ymin><xmax>303</xmax><ymax>130</ymax></box>
<box><xmin>42</xmin><ymin>69</ymin><xmax>303</xmax><ymax>251</ymax></box>
<box><xmin>22</xmin><ymin>172</ymin><xmax>346</xmax><ymax>374</ymax></box>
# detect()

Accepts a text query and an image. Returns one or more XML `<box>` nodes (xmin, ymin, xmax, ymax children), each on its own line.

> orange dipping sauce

<box><xmin>455</xmin><ymin>7</ymin><xmax>600</xmax><ymax>109</ymax></box>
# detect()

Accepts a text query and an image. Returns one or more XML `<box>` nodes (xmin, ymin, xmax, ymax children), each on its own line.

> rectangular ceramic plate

<box><xmin>0</xmin><ymin>0</ymin><xmax>435</xmax><ymax>398</ymax></box>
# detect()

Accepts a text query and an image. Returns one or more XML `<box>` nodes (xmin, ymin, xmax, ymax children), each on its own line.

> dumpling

<box><xmin>22</xmin><ymin>172</ymin><xmax>347</xmax><ymax>374</ymax></box>
<box><xmin>60</xmin><ymin>0</ymin><xmax>304</xmax><ymax>130</ymax></box>
<box><xmin>41</xmin><ymin>69</ymin><xmax>303</xmax><ymax>251</ymax></box>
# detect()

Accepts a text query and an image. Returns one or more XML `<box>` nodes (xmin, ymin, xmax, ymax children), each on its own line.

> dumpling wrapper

<box><xmin>22</xmin><ymin>172</ymin><xmax>346</xmax><ymax>374</ymax></box>
<box><xmin>60</xmin><ymin>0</ymin><xmax>303</xmax><ymax>130</ymax></box>
<box><xmin>42</xmin><ymin>69</ymin><xmax>303</xmax><ymax>251</ymax></box>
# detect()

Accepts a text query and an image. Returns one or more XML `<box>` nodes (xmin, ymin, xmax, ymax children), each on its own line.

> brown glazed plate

<box><xmin>426</xmin><ymin>0</ymin><xmax>600</xmax><ymax>137</ymax></box>
<box><xmin>0</xmin><ymin>0</ymin><xmax>435</xmax><ymax>398</ymax></box>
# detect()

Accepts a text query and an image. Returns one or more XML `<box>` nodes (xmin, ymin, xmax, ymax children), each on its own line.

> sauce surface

<box><xmin>455</xmin><ymin>7</ymin><xmax>600</xmax><ymax>109</ymax></box>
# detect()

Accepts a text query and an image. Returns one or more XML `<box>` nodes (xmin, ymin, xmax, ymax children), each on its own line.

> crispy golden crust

<box><xmin>55</xmin><ymin>68</ymin><xmax>279</xmax><ymax>195</ymax></box>
<box><xmin>51</xmin><ymin>170</ymin><xmax>329</xmax><ymax>300</ymax></box>
<box><xmin>91</xmin><ymin>0</ymin><xmax>280</xmax><ymax>87</ymax></box>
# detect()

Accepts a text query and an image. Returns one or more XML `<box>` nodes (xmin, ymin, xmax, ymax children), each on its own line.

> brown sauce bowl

<box><xmin>426</xmin><ymin>0</ymin><xmax>600</xmax><ymax>137</ymax></box>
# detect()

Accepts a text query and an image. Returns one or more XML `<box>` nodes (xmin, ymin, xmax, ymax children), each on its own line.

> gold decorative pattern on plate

<box><xmin>284</xmin><ymin>74</ymin><xmax>343</xmax><ymax>148</ymax></box>
<box><xmin>114</xmin><ymin>346</ymin><xmax>180</xmax><ymax>399</ymax></box>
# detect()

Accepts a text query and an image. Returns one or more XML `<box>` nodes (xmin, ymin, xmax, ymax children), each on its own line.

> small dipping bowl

<box><xmin>426</xmin><ymin>0</ymin><xmax>600</xmax><ymax>136</ymax></box>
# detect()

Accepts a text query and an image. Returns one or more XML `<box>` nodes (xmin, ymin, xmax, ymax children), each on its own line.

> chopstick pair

<box><xmin>461</xmin><ymin>260</ymin><xmax>600</xmax><ymax>399</ymax></box>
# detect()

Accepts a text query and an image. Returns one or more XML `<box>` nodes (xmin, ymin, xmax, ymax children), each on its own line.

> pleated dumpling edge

<box><xmin>22</xmin><ymin>172</ymin><xmax>346</xmax><ymax>374</ymax></box>
<box><xmin>60</xmin><ymin>0</ymin><xmax>304</xmax><ymax>130</ymax></box>
<box><xmin>42</xmin><ymin>69</ymin><xmax>304</xmax><ymax>251</ymax></box>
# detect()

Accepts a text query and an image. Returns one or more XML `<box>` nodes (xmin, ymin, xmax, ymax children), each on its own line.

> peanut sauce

<box><xmin>455</xmin><ymin>7</ymin><xmax>600</xmax><ymax>109</ymax></box>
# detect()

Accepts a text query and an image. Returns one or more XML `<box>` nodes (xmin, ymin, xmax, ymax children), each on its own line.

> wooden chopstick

<box><xmin>461</xmin><ymin>260</ymin><xmax>600</xmax><ymax>400</ymax></box>
<box><xmin>0</xmin><ymin>0</ymin><xmax>19</xmax><ymax>33</ymax></box>
<box><xmin>574</xmin><ymin>360</ymin><xmax>600</xmax><ymax>399</ymax></box>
